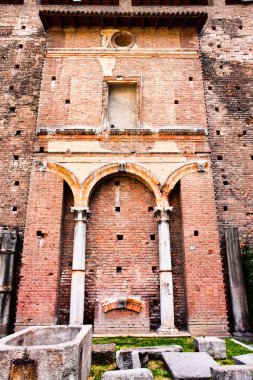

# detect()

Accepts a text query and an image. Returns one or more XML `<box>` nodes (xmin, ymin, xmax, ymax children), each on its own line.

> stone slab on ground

<box><xmin>92</xmin><ymin>343</ymin><xmax>116</xmax><ymax>365</ymax></box>
<box><xmin>211</xmin><ymin>365</ymin><xmax>253</xmax><ymax>380</ymax></box>
<box><xmin>194</xmin><ymin>337</ymin><xmax>227</xmax><ymax>359</ymax></box>
<box><xmin>162</xmin><ymin>352</ymin><xmax>219</xmax><ymax>380</ymax></box>
<box><xmin>233</xmin><ymin>354</ymin><xmax>253</xmax><ymax>365</ymax></box>
<box><xmin>101</xmin><ymin>368</ymin><xmax>154</xmax><ymax>380</ymax></box>
<box><xmin>116</xmin><ymin>345</ymin><xmax>182</xmax><ymax>370</ymax></box>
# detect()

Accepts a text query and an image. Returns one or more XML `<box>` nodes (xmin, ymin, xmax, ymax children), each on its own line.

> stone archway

<box><xmin>85</xmin><ymin>174</ymin><xmax>160</xmax><ymax>332</ymax></box>
<box><xmin>80</xmin><ymin>162</ymin><xmax>165</xmax><ymax>208</ymax></box>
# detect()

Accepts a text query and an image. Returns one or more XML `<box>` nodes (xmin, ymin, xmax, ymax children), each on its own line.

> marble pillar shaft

<box><xmin>69</xmin><ymin>207</ymin><xmax>89</xmax><ymax>325</ymax></box>
<box><xmin>155</xmin><ymin>207</ymin><xmax>177</xmax><ymax>333</ymax></box>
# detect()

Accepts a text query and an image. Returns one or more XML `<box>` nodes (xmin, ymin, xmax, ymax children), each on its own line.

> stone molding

<box><xmin>101</xmin><ymin>297</ymin><xmax>142</xmax><ymax>313</ymax></box>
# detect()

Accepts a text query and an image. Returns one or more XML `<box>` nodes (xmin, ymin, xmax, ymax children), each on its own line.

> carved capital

<box><xmin>154</xmin><ymin>206</ymin><xmax>173</xmax><ymax>222</ymax></box>
<box><xmin>197</xmin><ymin>161</ymin><xmax>207</xmax><ymax>172</ymax></box>
<box><xmin>35</xmin><ymin>160</ymin><xmax>47</xmax><ymax>172</ymax></box>
<box><xmin>118</xmin><ymin>161</ymin><xmax>126</xmax><ymax>172</ymax></box>
<box><xmin>71</xmin><ymin>207</ymin><xmax>90</xmax><ymax>222</ymax></box>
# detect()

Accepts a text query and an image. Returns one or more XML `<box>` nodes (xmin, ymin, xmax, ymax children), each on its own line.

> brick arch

<box><xmin>81</xmin><ymin>162</ymin><xmax>164</xmax><ymax>207</ymax></box>
<box><xmin>162</xmin><ymin>161</ymin><xmax>208</xmax><ymax>198</ymax></box>
<box><xmin>47</xmin><ymin>161</ymin><xmax>81</xmax><ymax>206</ymax></box>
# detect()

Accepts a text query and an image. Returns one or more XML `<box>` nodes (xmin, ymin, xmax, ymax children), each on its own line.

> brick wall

<box><xmin>15</xmin><ymin>168</ymin><xmax>64</xmax><ymax>329</ymax></box>
<box><xmin>200</xmin><ymin>16</ymin><xmax>253</xmax><ymax>242</ymax></box>
<box><xmin>180</xmin><ymin>170</ymin><xmax>229</xmax><ymax>335</ymax></box>
<box><xmin>58</xmin><ymin>182</ymin><xmax>75</xmax><ymax>325</ymax></box>
<box><xmin>169</xmin><ymin>182</ymin><xmax>187</xmax><ymax>331</ymax></box>
<box><xmin>37</xmin><ymin>28</ymin><xmax>206</xmax><ymax>130</ymax></box>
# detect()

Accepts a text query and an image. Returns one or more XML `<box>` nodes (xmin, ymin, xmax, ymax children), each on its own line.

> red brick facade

<box><xmin>0</xmin><ymin>0</ymin><xmax>252</xmax><ymax>335</ymax></box>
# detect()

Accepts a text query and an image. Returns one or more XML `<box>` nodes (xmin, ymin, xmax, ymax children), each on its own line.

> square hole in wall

<box><xmin>15</xmin><ymin>130</ymin><xmax>21</xmax><ymax>136</ymax></box>
<box><xmin>194</xmin><ymin>230</ymin><xmax>199</xmax><ymax>236</ymax></box>
<box><xmin>216</xmin><ymin>130</ymin><xmax>220</xmax><ymax>135</ymax></box>
<box><xmin>223</xmin><ymin>180</ymin><xmax>229</xmax><ymax>185</ymax></box>
<box><xmin>115</xmin><ymin>207</ymin><xmax>121</xmax><ymax>212</ymax></box>
<box><xmin>36</xmin><ymin>230</ymin><xmax>45</xmax><ymax>238</ymax></box>
<box><xmin>39</xmin><ymin>147</ymin><xmax>45</xmax><ymax>153</ymax></box>
<box><xmin>116</xmin><ymin>266</ymin><xmax>122</xmax><ymax>273</ymax></box>
<box><xmin>117</xmin><ymin>234</ymin><xmax>123</xmax><ymax>240</ymax></box>
<box><xmin>148</xmin><ymin>206</ymin><xmax>154</xmax><ymax>212</ymax></box>
<box><xmin>217</xmin><ymin>155</ymin><xmax>223</xmax><ymax>160</ymax></box>
<box><xmin>115</xmin><ymin>181</ymin><xmax>120</xmax><ymax>186</ymax></box>
<box><xmin>52</xmin><ymin>76</ymin><xmax>56</xmax><ymax>81</ymax></box>
<box><xmin>12</xmin><ymin>206</ymin><xmax>17</xmax><ymax>212</ymax></box>
<box><xmin>13</xmin><ymin>155</ymin><xmax>19</xmax><ymax>160</ymax></box>
<box><xmin>150</xmin><ymin>234</ymin><xmax>155</xmax><ymax>241</ymax></box>
<box><xmin>15</xmin><ymin>64</ymin><xmax>20</xmax><ymax>69</ymax></box>
<box><xmin>223</xmin><ymin>206</ymin><xmax>228</xmax><ymax>211</ymax></box>
<box><xmin>152</xmin><ymin>266</ymin><xmax>157</xmax><ymax>273</ymax></box>
<box><xmin>14</xmin><ymin>180</ymin><xmax>19</xmax><ymax>186</ymax></box>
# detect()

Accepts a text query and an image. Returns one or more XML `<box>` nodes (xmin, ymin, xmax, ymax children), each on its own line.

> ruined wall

<box><xmin>201</xmin><ymin>16</ymin><xmax>253</xmax><ymax>246</ymax></box>
<box><xmin>0</xmin><ymin>2</ymin><xmax>46</xmax><ymax>331</ymax></box>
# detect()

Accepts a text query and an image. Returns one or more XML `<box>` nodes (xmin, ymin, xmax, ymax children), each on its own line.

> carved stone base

<box><xmin>157</xmin><ymin>326</ymin><xmax>179</xmax><ymax>335</ymax></box>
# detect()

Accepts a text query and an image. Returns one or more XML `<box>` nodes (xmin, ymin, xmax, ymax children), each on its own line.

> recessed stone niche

<box><xmin>94</xmin><ymin>296</ymin><xmax>150</xmax><ymax>334</ymax></box>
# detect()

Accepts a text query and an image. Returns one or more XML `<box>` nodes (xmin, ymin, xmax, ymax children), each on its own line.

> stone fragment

<box><xmin>211</xmin><ymin>365</ymin><xmax>253</xmax><ymax>380</ymax></box>
<box><xmin>162</xmin><ymin>352</ymin><xmax>219</xmax><ymax>379</ymax></box>
<box><xmin>116</xmin><ymin>345</ymin><xmax>182</xmax><ymax>369</ymax></box>
<box><xmin>116</xmin><ymin>349</ymin><xmax>143</xmax><ymax>369</ymax></box>
<box><xmin>0</xmin><ymin>325</ymin><xmax>92</xmax><ymax>380</ymax></box>
<box><xmin>194</xmin><ymin>336</ymin><xmax>227</xmax><ymax>359</ymax></box>
<box><xmin>234</xmin><ymin>354</ymin><xmax>253</xmax><ymax>365</ymax></box>
<box><xmin>92</xmin><ymin>343</ymin><xmax>116</xmax><ymax>365</ymax></box>
<box><xmin>101</xmin><ymin>368</ymin><xmax>154</xmax><ymax>380</ymax></box>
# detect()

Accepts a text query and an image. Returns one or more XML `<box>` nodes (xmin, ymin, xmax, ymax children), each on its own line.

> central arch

<box><xmin>85</xmin><ymin>173</ymin><xmax>160</xmax><ymax>332</ymax></box>
<box><xmin>81</xmin><ymin>162</ymin><xmax>165</xmax><ymax>208</ymax></box>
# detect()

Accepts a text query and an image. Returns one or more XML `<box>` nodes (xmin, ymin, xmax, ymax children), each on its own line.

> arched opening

<box><xmin>58</xmin><ymin>181</ymin><xmax>75</xmax><ymax>324</ymax></box>
<box><xmin>84</xmin><ymin>174</ymin><xmax>160</xmax><ymax>332</ymax></box>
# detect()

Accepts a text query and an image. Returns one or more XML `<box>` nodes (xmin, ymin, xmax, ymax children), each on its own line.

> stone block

<box><xmin>116</xmin><ymin>345</ymin><xmax>183</xmax><ymax>369</ymax></box>
<box><xmin>234</xmin><ymin>354</ymin><xmax>253</xmax><ymax>365</ymax></box>
<box><xmin>101</xmin><ymin>368</ymin><xmax>154</xmax><ymax>380</ymax></box>
<box><xmin>162</xmin><ymin>352</ymin><xmax>219</xmax><ymax>379</ymax></box>
<box><xmin>0</xmin><ymin>325</ymin><xmax>92</xmax><ymax>380</ymax></box>
<box><xmin>116</xmin><ymin>349</ymin><xmax>144</xmax><ymax>369</ymax></box>
<box><xmin>194</xmin><ymin>337</ymin><xmax>227</xmax><ymax>359</ymax></box>
<box><xmin>211</xmin><ymin>365</ymin><xmax>253</xmax><ymax>380</ymax></box>
<box><xmin>92</xmin><ymin>343</ymin><xmax>116</xmax><ymax>365</ymax></box>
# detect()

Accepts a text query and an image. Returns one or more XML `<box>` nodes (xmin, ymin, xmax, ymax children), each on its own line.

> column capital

<box><xmin>154</xmin><ymin>206</ymin><xmax>173</xmax><ymax>222</ymax></box>
<box><xmin>71</xmin><ymin>207</ymin><xmax>90</xmax><ymax>222</ymax></box>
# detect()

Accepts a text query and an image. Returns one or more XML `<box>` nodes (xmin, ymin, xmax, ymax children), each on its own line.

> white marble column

<box><xmin>69</xmin><ymin>207</ymin><xmax>90</xmax><ymax>325</ymax></box>
<box><xmin>154</xmin><ymin>207</ymin><xmax>178</xmax><ymax>334</ymax></box>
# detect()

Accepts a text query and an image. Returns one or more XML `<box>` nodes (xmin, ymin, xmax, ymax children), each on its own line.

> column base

<box><xmin>157</xmin><ymin>325</ymin><xmax>179</xmax><ymax>335</ymax></box>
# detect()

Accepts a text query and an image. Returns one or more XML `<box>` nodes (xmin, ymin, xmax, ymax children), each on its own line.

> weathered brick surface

<box><xmin>15</xmin><ymin>168</ymin><xmax>64</xmax><ymax>329</ymax></box>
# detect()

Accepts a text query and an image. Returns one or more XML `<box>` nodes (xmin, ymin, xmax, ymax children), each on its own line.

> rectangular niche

<box><xmin>104</xmin><ymin>77</ymin><xmax>141</xmax><ymax>130</ymax></box>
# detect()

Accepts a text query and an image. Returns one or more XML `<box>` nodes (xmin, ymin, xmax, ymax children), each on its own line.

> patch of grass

<box><xmin>89</xmin><ymin>363</ymin><xmax>116</xmax><ymax>380</ymax></box>
<box><xmin>92</xmin><ymin>337</ymin><xmax>194</xmax><ymax>352</ymax></box>
<box><xmin>148</xmin><ymin>360</ymin><xmax>172</xmax><ymax>380</ymax></box>
<box><xmin>90</xmin><ymin>337</ymin><xmax>253</xmax><ymax>379</ymax></box>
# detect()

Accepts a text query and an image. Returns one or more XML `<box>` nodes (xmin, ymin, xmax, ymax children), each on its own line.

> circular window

<box><xmin>111</xmin><ymin>32</ymin><xmax>135</xmax><ymax>49</ymax></box>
